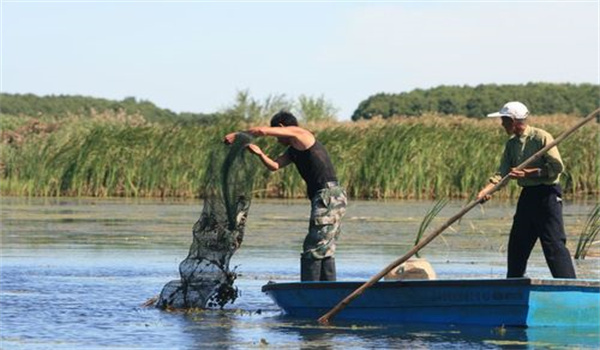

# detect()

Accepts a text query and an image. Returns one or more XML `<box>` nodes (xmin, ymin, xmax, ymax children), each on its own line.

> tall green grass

<box><xmin>1</xmin><ymin>113</ymin><xmax>598</xmax><ymax>199</ymax></box>
<box><xmin>574</xmin><ymin>203</ymin><xmax>600</xmax><ymax>260</ymax></box>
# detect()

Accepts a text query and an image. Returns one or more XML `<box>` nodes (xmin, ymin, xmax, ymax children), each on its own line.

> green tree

<box><xmin>222</xmin><ymin>89</ymin><xmax>295</xmax><ymax>124</ymax></box>
<box><xmin>351</xmin><ymin>83</ymin><xmax>600</xmax><ymax>120</ymax></box>
<box><xmin>297</xmin><ymin>94</ymin><xmax>338</xmax><ymax>123</ymax></box>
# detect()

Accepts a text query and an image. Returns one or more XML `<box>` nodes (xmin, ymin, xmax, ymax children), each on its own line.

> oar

<box><xmin>318</xmin><ymin>108</ymin><xmax>600</xmax><ymax>325</ymax></box>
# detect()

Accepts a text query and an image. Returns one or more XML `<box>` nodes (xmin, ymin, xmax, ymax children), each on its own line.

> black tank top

<box><xmin>286</xmin><ymin>141</ymin><xmax>338</xmax><ymax>199</ymax></box>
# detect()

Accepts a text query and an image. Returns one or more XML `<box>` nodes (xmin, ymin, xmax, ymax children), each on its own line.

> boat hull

<box><xmin>261</xmin><ymin>278</ymin><xmax>600</xmax><ymax>327</ymax></box>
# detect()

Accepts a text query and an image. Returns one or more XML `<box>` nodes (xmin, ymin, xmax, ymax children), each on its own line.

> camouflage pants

<box><xmin>302</xmin><ymin>185</ymin><xmax>347</xmax><ymax>260</ymax></box>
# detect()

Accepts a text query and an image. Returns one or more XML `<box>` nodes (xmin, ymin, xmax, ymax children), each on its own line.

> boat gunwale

<box><xmin>261</xmin><ymin>278</ymin><xmax>600</xmax><ymax>292</ymax></box>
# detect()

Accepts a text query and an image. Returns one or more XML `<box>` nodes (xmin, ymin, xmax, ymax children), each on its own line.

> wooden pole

<box><xmin>317</xmin><ymin>108</ymin><xmax>600</xmax><ymax>325</ymax></box>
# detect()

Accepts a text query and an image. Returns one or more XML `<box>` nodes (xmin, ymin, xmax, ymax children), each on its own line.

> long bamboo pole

<box><xmin>317</xmin><ymin>108</ymin><xmax>600</xmax><ymax>325</ymax></box>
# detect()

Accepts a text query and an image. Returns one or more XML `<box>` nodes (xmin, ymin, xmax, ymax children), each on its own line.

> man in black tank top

<box><xmin>224</xmin><ymin>111</ymin><xmax>347</xmax><ymax>281</ymax></box>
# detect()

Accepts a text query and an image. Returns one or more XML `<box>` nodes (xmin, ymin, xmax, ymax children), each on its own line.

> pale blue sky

<box><xmin>1</xmin><ymin>1</ymin><xmax>598</xmax><ymax>120</ymax></box>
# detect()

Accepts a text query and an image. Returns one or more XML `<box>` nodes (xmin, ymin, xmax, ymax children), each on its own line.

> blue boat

<box><xmin>262</xmin><ymin>278</ymin><xmax>600</xmax><ymax>327</ymax></box>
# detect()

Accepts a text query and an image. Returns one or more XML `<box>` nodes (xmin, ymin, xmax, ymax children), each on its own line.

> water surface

<box><xmin>1</xmin><ymin>197</ymin><xmax>598</xmax><ymax>349</ymax></box>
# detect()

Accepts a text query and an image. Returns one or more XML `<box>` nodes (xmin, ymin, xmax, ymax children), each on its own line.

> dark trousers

<box><xmin>507</xmin><ymin>184</ymin><xmax>576</xmax><ymax>278</ymax></box>
<box><xmin>301</xmin><ymin>257</ymin><xmax>336</xmax><ymax>281</ymax></box>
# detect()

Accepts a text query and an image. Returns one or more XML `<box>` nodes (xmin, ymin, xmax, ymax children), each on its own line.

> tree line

<box><xmin>2</xmin><ymin>83</ymin><xmax>598</xmax><ymax>124</ymax></box>
<box><xmin>0</xmin><ymin>93</ymin><xmax>218</xmax><ymax>124</ymax></box>
<box><xmin>351</xmin><ymin>83</ymin><xmax>599</xmax><ymax>121</ymax></box>
<box><xmin>0</xmin><ymin>90</ymin><xmax>338</xmax><ymax>124</ymax></box>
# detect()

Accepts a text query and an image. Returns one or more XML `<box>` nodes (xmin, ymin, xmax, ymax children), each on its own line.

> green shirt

<box><xmin>489</xmin><ymin>125</ymin><xmax>563</xmax><ymax>187</ymax></box>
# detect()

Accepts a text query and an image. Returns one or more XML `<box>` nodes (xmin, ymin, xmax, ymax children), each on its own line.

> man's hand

<box><xmin>476</xmin><ymin>183</ymin><xmax>495</xmax><ymax>203</ymax></box>
<box><xmin>509</xmin><ymin>167</ymin><xmax>540</xmax><ymax>179</ymax></box>
<box><xmin>477</xmin><ymin>190</ymin><xmax>492</xmax><ymax>203</ymax></box>
<box><xmin>509</xmin><ymin>168</ymin><xmax>526</xmax><ymax>179</ymax></box>
<box><xmin>246</xmin><ymin>143</ymin><xmax>263</xmax><ymax>156</ymax></box>
<box><xmin>223</xmin><ymin>132</ymin><xmax>237</xmax><ymax>145</ymax></box>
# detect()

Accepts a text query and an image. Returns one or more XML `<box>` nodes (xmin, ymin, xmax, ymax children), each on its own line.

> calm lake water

<box><xmin>1</xmin><ymin>197</ymin><xmax>598</xmax><ymax>349</ymax></box>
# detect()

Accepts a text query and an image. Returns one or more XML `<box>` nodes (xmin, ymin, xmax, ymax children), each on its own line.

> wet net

<box><xmin>156</xmin><ymin>133</ymin><xmax>256</xmax><ymax>309</ymax></box>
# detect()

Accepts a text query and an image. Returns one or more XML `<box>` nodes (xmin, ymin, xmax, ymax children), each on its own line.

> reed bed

<box><xmin>1</xmin><ymin>113</ymin><xmax>597</xmax><ymax>199</ymax></box>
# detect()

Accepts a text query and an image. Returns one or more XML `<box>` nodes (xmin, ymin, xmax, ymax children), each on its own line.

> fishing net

<box><xmin>156</xmin><ymin>133</ymin><xmax>256</xmax><ymax>309</ymax></box>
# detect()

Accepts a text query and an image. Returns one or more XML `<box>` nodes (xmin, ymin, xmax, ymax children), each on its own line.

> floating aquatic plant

<box><xmin>414</xmin><ymin>199</ymin><xmax>449</xmax><ymax>258</ymax></box>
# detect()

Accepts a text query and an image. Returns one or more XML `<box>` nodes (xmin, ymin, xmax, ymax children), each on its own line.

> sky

<box><xmin>1</xmin><ymin>1</ymin><xmax>598</xmax><ymax>120</ymax></box>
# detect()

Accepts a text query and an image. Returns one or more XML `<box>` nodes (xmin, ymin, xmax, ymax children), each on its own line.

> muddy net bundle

<box><xmin>156</xmin><ymin>133</ymin><xmax>256</xmax><ymax>309</ymax></box>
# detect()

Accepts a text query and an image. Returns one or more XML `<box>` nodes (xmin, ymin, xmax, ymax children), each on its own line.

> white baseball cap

<box><xmin>487</xmin><ymin>101</ymin><xmax>529</xmax><ymax>119</ymax></box>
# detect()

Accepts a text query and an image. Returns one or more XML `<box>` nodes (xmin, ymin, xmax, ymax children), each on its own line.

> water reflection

<box><xmin>179</xmin><ymin>311</ymin><xmax>238</xmax><ymax>349</ymax></box>
<box><xmin>258</xmin><ymin>317</ymin><xmax>599</xmax><ymax>350</ymax></box>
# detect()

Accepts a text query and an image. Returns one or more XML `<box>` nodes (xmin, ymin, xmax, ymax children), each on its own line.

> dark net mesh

<box><xmin>156</xmin><ymin>133</ymin><xmax>255</xmax><ymax>309</ymax></box>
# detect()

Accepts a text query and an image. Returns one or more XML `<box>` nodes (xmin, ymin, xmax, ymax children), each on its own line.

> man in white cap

<box><xmin>477</xmin><ymin>101</ymin><xmax>576</xmax><ymax>279</ymax></box>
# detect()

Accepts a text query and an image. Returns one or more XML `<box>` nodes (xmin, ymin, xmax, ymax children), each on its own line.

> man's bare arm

<box><xmin>247</xmin><ymin>144</ymin><xmax>291</xmax><ymax>171</ymax></box>
<box><xmin>247</xmin><ymin>126</ymin><xmax>315</xmax><ymax>150</ymax></box>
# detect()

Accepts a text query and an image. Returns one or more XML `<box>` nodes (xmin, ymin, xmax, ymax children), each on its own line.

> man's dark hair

<box><xmin>270</xmin><ymin>111</ymin><xmax>298</xmax><ymax>127</ymax></box>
